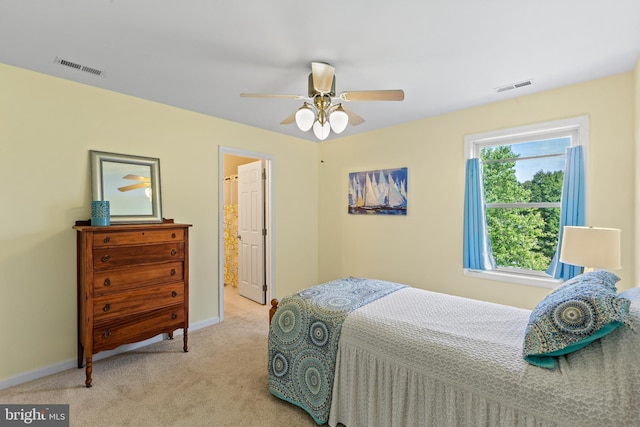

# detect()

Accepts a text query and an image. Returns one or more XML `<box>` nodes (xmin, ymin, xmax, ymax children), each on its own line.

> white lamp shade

<box><xmin>313</xmin><ymin>120</ymin><xmax>330</xmax><ymax>140</ymax></box>
<box><xmin>559</xmin><ymin>226</ymin><xmax>622</xmax><ymax>269</ymax></box>
<box><xmin>295</xmin><ymin>104</ymin><xmax>315</xmax><ymax>131</ymax></box>
<box><xmin>329</xmin><ymin>107</ymin><xmax>349</xmax><ymax>134</ymax></box>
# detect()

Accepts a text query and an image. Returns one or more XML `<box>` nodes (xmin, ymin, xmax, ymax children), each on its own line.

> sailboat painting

<box><xmin>348</xmin><ymin>167</ymin><xmax>408</xmax><ymax>215</ymax></box>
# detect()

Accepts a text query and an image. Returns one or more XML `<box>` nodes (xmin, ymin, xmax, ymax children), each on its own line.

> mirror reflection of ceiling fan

<box><xmin>241</xmin><ymin>62</ymin><xmax>404</xmax><ymax>141</ymax></box>
<box><xmin>117</xmin><ymin>174</ymin><xmax>150</xmax><ymax>192</ymax></box>
<box><xmin>118</xmin><ymin>174</ymin><xmax>152</xmax><ymax>201</ymax></box>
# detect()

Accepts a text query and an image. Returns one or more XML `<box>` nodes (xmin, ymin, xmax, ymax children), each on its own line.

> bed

<box><xmin>268</xmin><ymin>276</ymin><xmax>640</xmax><ymax>427</ymax></box>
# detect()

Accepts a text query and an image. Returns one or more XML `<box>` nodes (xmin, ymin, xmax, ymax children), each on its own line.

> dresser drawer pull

<box><xmin>103</xmin><ymin>330</ymin><xmax>112</xmax><ymax>339</ymax></box>
<box><xmin>171</xmin><ymin>291</ymin><xmax>178</xmax><ymax>297</ymax></box>
<box><xmin>171</xmin><ymin>233</ymin><xmax>176</xmax><ymax>239</ymax></box>
<box><xmin>171</xmin><ymin>249</ymin><xmax>177</xmax><ymax>256</ymax></box>
<box><xmin>170</xmin><ymin>269</ymin><xmax>176</xmax><ymax>276</ymax></box>
<box><xmin>103</xmin><ymin>236</ymin><xmax>111</xmax><ymax>243</ymax></box>
<box><xmin>101</xmin><ymin>255</ymin><xmax>111</xmax><ymax>263</ymax></box>
<box><xmin>171</xmin><ymin>312</ymin><xmax>178</xmax><ymax>320</ymax></box>
<box><xmin>104</xmin><ymin>278</ymin><xmax>111</xmax><ymax>287</ymax></box>
<box><xmin>103</xmin><ymin>304</ymin><xmax>111</xmax><ymax>312</ymax></box>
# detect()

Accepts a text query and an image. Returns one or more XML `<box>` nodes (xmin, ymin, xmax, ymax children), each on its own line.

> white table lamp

<box><xmin>559</xmin><ymin>226</ymin><xmax>622</xmax><ymax>272</ymax></box>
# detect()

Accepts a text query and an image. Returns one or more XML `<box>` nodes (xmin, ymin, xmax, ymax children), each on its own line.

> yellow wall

<box><xmin>318</xmin><ymin>72</ymin><xmax>636</xmax><ymax>309</ymax></box>
<box><xmin>223</xmin><ymin>154</ymin><xmax>256</xmax><ymax>177</ymax></box>
<box><xmin>0</xmin><ymin>63</ymin><xmax>319</xmax><ymax>383</ymax></box>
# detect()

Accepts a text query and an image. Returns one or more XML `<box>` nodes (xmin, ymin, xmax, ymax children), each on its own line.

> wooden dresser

<box><xmin>74</xmin><ymin>220</ymin><xmax>191</xmax><ymax>387</ymax></box>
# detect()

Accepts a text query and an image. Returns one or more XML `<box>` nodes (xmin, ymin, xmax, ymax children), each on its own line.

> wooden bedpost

<box><xmin>269</xmin><ymin>299</ymin><xmax>279</xmax><ymax>323</ymax></box>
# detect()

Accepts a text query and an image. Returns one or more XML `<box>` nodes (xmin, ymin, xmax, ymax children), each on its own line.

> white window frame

<box><xmin>464</xmin><ymin>115</ymin><xmax>589</xmax><ymax>289</ymax></box>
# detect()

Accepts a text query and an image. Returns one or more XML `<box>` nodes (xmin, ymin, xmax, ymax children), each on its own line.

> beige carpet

<box><xmin>0</xmin><ymin>286</ymin><xmax>321</xmax><ymax>426</ymax></box>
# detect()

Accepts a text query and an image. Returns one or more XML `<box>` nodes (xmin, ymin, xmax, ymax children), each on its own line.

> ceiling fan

<box><xmin>117</xmin><ymin>174</ymin><xmax>150</xmax><ymax>192</ymax></box>
<box><xmin>240</xmin><ymin>62</ymin><xmax>404</xmax><ymax>140</ymax></box>
<box><xmin>118</xmin><ymin>174</ymin><xmax>153</xmax><ymax>201</ymax></box>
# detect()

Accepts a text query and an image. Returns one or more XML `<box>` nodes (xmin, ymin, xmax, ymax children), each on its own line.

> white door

<box><xmin>237</xmin><ymin>160</ymin><xmax>266</xmax><ymax>304</ymax></box>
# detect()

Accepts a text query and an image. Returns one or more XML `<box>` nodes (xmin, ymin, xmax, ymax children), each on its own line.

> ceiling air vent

<box><xmin>494</xmin><ymin>79</ymin><xmax>533</xmax><ymax>93</ymax></box>
<box><xmin>54</xmin><ymin>57</ymin><xmax>104</xmax><ymax>77</ymax></box>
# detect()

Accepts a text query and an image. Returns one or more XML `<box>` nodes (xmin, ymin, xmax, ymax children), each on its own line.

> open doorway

<box><xmin>218</xmin><ymin>147</ymin><xmax>274</xmax><ymax>321</ymax></box>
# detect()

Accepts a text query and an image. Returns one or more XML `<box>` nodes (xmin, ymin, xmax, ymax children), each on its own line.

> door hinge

<box><xmin>262</xmin><ymin>284</ymin><xmax>267</xmax><ymax>292</ymax></box>
<box><xmin>262</xmin><ymin>169</ymin><xmax>266</xmax><ymax>180</ymax></box>
<box><xmin>262</xmin><ymin>228</ymin><xmax>267</xmax><ymax>236</ymax></box>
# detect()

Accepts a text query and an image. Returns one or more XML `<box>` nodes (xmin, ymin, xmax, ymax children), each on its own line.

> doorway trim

<box><xmin>218</xmin><ymin>146</ymin><xmax>275</xmax><ymax>322</ymax></box>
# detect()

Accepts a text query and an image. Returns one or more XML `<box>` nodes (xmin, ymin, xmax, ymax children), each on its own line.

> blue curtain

<box><xmin>546</xmin><ymin>145</ymin><xmax>585</xmax><ymax>280</ymax></box>
<box><xmin>463</xmin><ymin>158</ymin><xmax>495</xmax><ymax>270</ymax></box>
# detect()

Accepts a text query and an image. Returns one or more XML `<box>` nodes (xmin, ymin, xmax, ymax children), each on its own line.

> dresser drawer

<box><xmin>93</xmin><ymin>306</ymin><xmax>185</xmax><ymax>353</ymax></box>
<box><xmin>93</xmin><ymin>242</ymin><xmax>184</xmax><ymax>270</ymax></box>
<box><xmin>93</xmin><ymin>283</ymin><xmax>184</xmax><ymax>321</ymax></box>
<box><xmin>93</xmin><ymin>262</ymin><xmax>183</xmax><ymax>296</ymax></box>
<box><xmin>93</xmin><ymin>229</ymin><xmax>184</xmax><ymax>247</ymax></box>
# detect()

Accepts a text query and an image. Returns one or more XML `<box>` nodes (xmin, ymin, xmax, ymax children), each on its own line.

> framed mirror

<box><xmin>90</xmin><ymin>150</ymin><xmax>163</xmax><ymax>223</ymax></box>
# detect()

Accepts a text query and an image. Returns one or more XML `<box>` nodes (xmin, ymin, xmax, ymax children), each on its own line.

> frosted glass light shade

<box><xmin>313</xmin><ymin>120</ymin><xmax>330</xmax><ymax>140</ymax></box>
<box><xmin>329</xmin><ymin>107</ymin><xmax>349</xmax><ymax>134</ymax></box>
<box><xmin>295</xmin><ymin>104</ymin><xmax>315</xmax><ymax>131</ymax></box>
<box><xmin>560</xmin><ymin>226</ymin><xmax>622</xmax><ymax>269</ymax></box>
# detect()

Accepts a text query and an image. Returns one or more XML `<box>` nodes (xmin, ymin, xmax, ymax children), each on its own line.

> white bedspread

<box><xmin>329</xmin><ymin>288</ymin><xmax>640</xmax><ymax>427</ymax></box>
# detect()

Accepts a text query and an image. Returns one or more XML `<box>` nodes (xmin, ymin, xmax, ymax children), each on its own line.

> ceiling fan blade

<box><xmin>311</xmin><ymin>62</ymin><xmax>335</xmax><ymax>94</ymax></box>
<box><xmin>240</xmin><ymin>93</ymin><xmax>306</xmax><ymax>100</ymax></box>
<box><xmin>118</xmin><ymin>183</ymin><xmax>149</xmax><ymax>192</ymax></box>
<box><xmin>122</xmin><ymin>174</ymin><xmax>149</xmax><ymax>182</ymax></box>
<box><xmin>280</xmin><ymin>111</ymin><xmax>296</xmax><ymax>125</ymax></box>
<box><xmin>338</xmin><ymin>89</ymin><xmax>405</xmax><ymax>102</ymax></box>
<box><xmin>342</xmin><ymin>106</ymin><xmax>365</xmax><ymax>126</ymax></box>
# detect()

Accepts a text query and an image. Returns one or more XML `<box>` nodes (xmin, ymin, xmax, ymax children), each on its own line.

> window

<box><xmin>464</xmin><ymin>116</ymin><xmax>588</xmax><ymax>288</ymax></box>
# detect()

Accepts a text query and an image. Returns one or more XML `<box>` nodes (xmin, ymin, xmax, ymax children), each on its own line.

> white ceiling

<box><xmin>1</xmin><ymin>1</ymin><xmax>639</xmax><ymax>142</ymax></box>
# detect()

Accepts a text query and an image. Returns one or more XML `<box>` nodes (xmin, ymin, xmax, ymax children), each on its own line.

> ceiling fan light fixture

<box><xmin>240</xmin><ymin>62</ymin><xmax>404</xmax><ymax>141</ymax></box>
<box><xmin>329</xmin><ymin>105</ymin><xmax>349</xmax><ymax>134</ymax></box>
<box><xmin>313</xmin><ymin>120</ymin><xmax>331</xmax><ymax>140</ymax></box>
<box><xmin>317</xmin><ymin>108</ymin><xmax>328</xmax><ymax>125</ymax></box>
<box><xmin>295</xmin><ymin>103</ymin><xmax>315</xmax><ymax>131</ymax></box>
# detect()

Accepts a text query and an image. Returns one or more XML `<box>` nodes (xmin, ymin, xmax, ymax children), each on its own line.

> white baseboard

<box><xmin>0</xmin><ymin>316</ymin><xmax>221</xmax><ymax>390</ymax></box>
<box><xmin>188</xmin><ymin>316</ymin><xmax>220</xmax><ymax>331</ymax></box>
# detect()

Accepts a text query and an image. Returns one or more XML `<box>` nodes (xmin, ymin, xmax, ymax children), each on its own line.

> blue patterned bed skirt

<box><xmin>268</xmin><ymin>277</ymin><xmax>406</xmax><ymax>424</ymax></box>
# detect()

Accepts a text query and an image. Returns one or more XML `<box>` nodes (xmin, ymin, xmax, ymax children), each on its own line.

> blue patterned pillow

<box><xmin>554</xmin><ymin>270</ymin><xmax>621</xmax><ymax>291</ymax></box>
<box><xmin>523</xmin><ymin>272</ymin><xmax>630</xmax><ymax>369</ymax></box>
<box><xmin>619</xmin><ymin>287</ymin><xmax>640</xmax><ymax>301</ymax></box>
